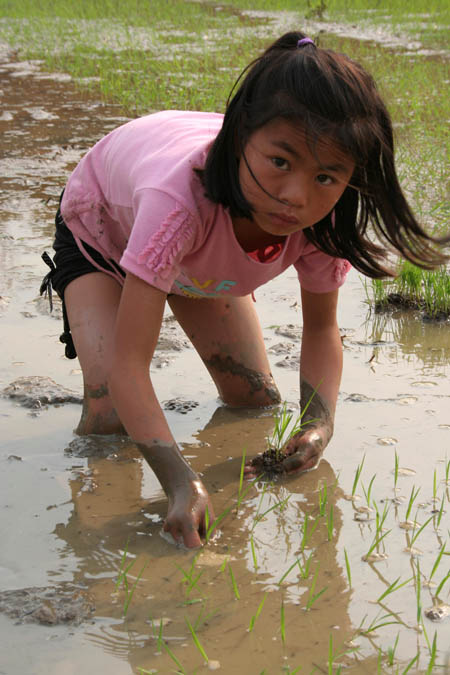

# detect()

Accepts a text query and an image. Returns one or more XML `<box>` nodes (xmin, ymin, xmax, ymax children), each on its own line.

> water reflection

<box><xmin>363</xmin><ymin>308</ymin><xmax>450</xmax><ymax>367</ymax></box>
<box><xmin>50</xmin><ymin>407</ymin><xmax>354</xmax><ymax>674</ymax></box>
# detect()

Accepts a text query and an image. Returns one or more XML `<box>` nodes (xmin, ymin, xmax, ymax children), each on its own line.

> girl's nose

<box><xmin>279</xmin><ymin>178</ymin><xmax>307</xmax><ymax>208</ymax></box>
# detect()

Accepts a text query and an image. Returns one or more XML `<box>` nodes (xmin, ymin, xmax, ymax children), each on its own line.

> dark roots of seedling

<box><xmin>250</xmin><ymin>445</ymin><xmax>287</xmax><ymax>479</ymax></box>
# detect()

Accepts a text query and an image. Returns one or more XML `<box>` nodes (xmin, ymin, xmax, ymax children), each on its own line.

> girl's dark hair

<box><xmin>199</xmin><ymin>31</ymin><xmax>448</xmax><ymax>278</ymax></box>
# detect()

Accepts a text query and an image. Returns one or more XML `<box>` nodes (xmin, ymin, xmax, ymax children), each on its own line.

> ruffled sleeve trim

<box><xmin>333</xmin><ymin>258</ymin><xmax>352</xmax><ymax>284</ymax></box>
<box><xmin>136</xmin><ymin>204</ymin><xmax>195</xmax><ymax>280</ymax></box>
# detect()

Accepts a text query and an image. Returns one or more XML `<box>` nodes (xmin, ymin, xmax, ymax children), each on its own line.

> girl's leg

<box><xmin>168</xmin><ymin>295</ymin><xmax>281</xmax><ymax>407</ymax></box>
<box><xmin>64</xmin><ymin>272</ymin><xmax>125</xmax><ymax>435</ymax></box>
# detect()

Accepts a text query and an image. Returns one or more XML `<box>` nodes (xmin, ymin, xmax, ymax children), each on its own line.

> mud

<box><xmin>1</xmin><ymin>40</ymin><xmax>450</xmax><ymax>675</ymax></box>
<box><xmin>3</xmin><ymin>375</ymin><xmax>82</xmax><ymax>408</ymax></box>
<box><xmin>64</xmin><ymin>434</ymin><xmax>132</xmax><ymax>459</ymax></box>
<box><xmin>376</xmin><ymin>293</ymin><xmax>450</xmax><ymax>321</ymax></box>
<box><xmin>205</xmin><ymin>352</ymin><xmax>281</xmax><ymax>402</ymax></box>
<box><xmin>0</xmin><ymin>584</ymin><xmax>95</xmax><ymax>626</ymax></box>
<box><xmin>424</xmin><ymin>604</ymin><xmax>450</xmax><ymax>622</ymax></box>
<box><xmin>163</xmin><ymin>398</ymin><xmax>200</xmax><ymax>414</ymax></box>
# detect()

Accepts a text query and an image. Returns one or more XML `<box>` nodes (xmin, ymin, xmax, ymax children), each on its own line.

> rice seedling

<box><xmin>115</xmin><ymin>537</ymin><xmax>132</xmax><ymax>590</ymax></box>
<box><xmin>147</xmin><ymin>617</ymin><xmax>186</xmax><ymax>675</ymax></box>
<box><xmin>269</xmin><ymin>402</ymin><xmax>305</xmax><ymax>456</ymax></box>
<box><xmin>326</xmin><ymin>504</ymin><xmax>334</xmax><ymax>541</ymax></box>
<box><xmin>185</xmin><ymin>616</ymin><xmax>209</xmax><ymax>664</ymax></box>
<box><xmin>205</xmin><ymin>503</ymin><xmax>234</xmax><ymax>543</ymax></box>
<box><xmin>376</xmin><ymin>576</ymin><xmax>413</xmax><ymax>604</ymax></box>
<box><xmin>357</xmin><ymin>611</ymin><xmax>400</xmax><ymax>637</ymax></box>
<box><xmin>405</xmin><ymin>485</ymin><xmax>421</xmax><ymax>522</ymax></box>
<box><xmin>193</xmin><ymin>602</ymin><xmax>220</xmax><ymax>631</ymax></box>
<box><xmin>362</xmin><ymin>527</ymin><xmax>392</xmax><ymax>562</ymax></box>
<box><xmin>362</xmin><ymin>474</ymin><xmax>377</xmax><ymax>508</ymax></box>
<box><xmin>297</xmin><ymin>553</ymin><xmax>314</xmax><ymax>580</ymax></box>
<box><xmin>328</xmin><ymin>633</ymin><xmax>334</xmax><ymax>675</ymax></box>
<box><xmin>250</xmin><ymin>395</ymin><xmax>319</xmax><ymax>476</ymax></box>
<box><xmin>228</xmin><ymin>563</ymin><xmax>240</xmax><ymax>600</ymax></box>
<box><xmin>426</xmin><ymin>631</ymin><xmax>438</xmax><ymax>674</ymax></box>
<box><xmin>318</xmin><ymin>482</ymin><xmax>328</xmax><ymax>517</ymax></box>
<box><xmin>374</xmin><ymin>499</ymin><xmax>390</xmax><ymax>533</ymax></box>
<box><xmin>344</xmin><ymin>548</ymin><xmax>352</xmax><ymax>588</ymax></box>
<box><xmin>236</xmin><ymin>448</ymin><xmax>246</xmax><ymax>512</ymax></box>
<box><xmin>428</xmin><ymin>542</ymin><xmax>447</xmax><ymax>583</ymax></box>
<box><xmin>409</xmin><ymin>515</ymin><xmax>434</xmax><ymax>548</ymax></box>
<box><xmin>305</xmin><ymin>567</ymin><xmax>328</xmax><ymax>611</ymax></box>
<box><xmin>252</xmin><ymin>494</ymin><xmax>291</xmax><ymax>530</ymax></box>
<box><xmin>402</xmin><ymin>653</ymin><xmax>419</xmax><ymax>674</ymax></box>
<box><xmin>280</xmin><ymin>597</ymin><xmax>286</xmax><ymax>644</ymax></box>
<box><xmin>351</xmin><ymin>455</ymin><xmax>365</xmax><ymax>497</ymax></box>
<box><xmin>248</xmin><ymin>592</ymin><xmax>267</xmax><ymax>632</ymax></box>
<box><xmin>115</xmin><ymin>540</ymin><xmax>148</xmax><ymax>616</ymax></box>
<box><xmin>148</xmin><ymin>615</ymin><xmax>164</xmax><ymax>653</ymax></box>
<box><xmin>394</xmin><ymin>451</ymin><xmax>399</xmax><ymax>491</ymax></box>
<box><xmin>386</xmin><ymin>632</ymin><xmax>400</xmax><ymax>667</ymax></box>
<box><xmin>250</xmin><ymin>534</ymin><xmax>258</xmax><ymax>573</ymax></box>
<box><xmin>434</xmin><ymin>569</ymin><xmax>450</xmax><ymax>598</ymax></box>
<box><xmin>162</xmin><ymin>641</ymin><xmax>187</xmax><ymax>675</ymax></box>
<box><xmin>277</xmin><ymin>553</ymin><xmax>314</xmax><ymax>586</ymax></box>
<box><xmin>278</xmin><ymin>558</ymin><xmax>302</xmax><ymax>586</ymax></box>
<box><xmin>414</xmin><ymin>559</ymin><xmax>422</xmax><ymax>624</ymax></box>
<box><xmin>174</xmin><ymin>554</ymin><xmax>204</xmax><ymax>598</ymax></box>
<box><xmin>299</xmin><ymin>514</ymin><xmax>319</xmax><ymax>552</ymax></box>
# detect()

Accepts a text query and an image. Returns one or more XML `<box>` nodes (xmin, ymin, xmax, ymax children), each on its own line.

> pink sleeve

<box><xmin>120</xmin><ymin>188</ymin><xmax>196</xmax><ymax>292</ymax></box>
<box><xmin>294</xmin><ymin>241</ymin><xmax>351</xmax><ymax>293</ymax></box>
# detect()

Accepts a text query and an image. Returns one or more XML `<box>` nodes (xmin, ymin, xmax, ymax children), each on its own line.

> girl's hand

<box><xmin>243</xmin><ymin>421</ymin><xmax>332</xmax><ymax>479</ymax></box>
<box><xmin>280</xmin><ymin>422</ymin><xmax>332</xmax><ymax>474</ymax></box>
<box><xmin>164</xmin><ymin>479</ymin><xmax>215</xmax><ymax>549</ymax></box>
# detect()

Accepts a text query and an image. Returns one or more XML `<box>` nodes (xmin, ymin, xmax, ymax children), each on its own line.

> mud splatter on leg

<box><xmin>76</xmin><ymin>383</ymin><xmax>126</xmax><ymax>435</ymax></box>
<box><xmin>205</xmin><ymin>353</ymin><xmax>281</xmax><ymax>407</ymax></box>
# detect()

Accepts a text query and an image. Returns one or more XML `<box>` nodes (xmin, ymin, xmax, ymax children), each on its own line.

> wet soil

<box><xmin>376</xmin><ymin>293</ymin><xmax>450</xmax><ymax>322</ymax></box>
<box><xmin>248</xmin><ymin>444</ymin><xmax>287</xmax><ymax>477</ymax></box>
<box><xmin>1</xmin><ymin>43</ymin><xmax>450</xmax><ymax>675</ymax></box>
<box><xmin>3</xmin><ymin>375</ymin><xmax>82</xmax><ymax>408</ymax></box>
<box><xmin>0</xmin><ymin>584</ymin><xmax>95</xmax><ymax>625</ymax></box>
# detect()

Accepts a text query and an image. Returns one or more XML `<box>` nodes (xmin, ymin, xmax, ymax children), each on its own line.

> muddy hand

<box><xmin>136</xmin><ymin>441</ymin><xmax>215</xmax><ymax>548</ymax></box>
<box><xmin>164</xmin><ymin>479</ymin><xmax>215</xmax><ymax>549</ymax></box>
<box><xmin>281</xmin><ymin>424</ymin><xmax>331</xmax><ymax>474</ymax></box>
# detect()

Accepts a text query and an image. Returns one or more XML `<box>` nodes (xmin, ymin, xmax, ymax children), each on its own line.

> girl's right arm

<box><xmin>108</xmin><ymin>272</ymin><xmax>214</xmax><ymax>548</ymax></box>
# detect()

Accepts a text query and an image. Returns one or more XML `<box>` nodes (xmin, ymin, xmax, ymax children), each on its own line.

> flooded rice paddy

<box><xmin>0</xmin><ymin>43</ymin><xmax>449</xmax><ymax>675</ymax></box>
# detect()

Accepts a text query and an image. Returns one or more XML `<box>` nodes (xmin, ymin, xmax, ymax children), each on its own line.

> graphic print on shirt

<box><xmin>174</xmin><ymin>277</ymin><xmax>237</xmax><ymax>298</ymax></box>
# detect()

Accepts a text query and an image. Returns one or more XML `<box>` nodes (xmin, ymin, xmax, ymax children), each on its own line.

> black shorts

<box><xmin>40</xmin><ymin>204</ymin><xmax>126</xmax><ymax>359</ymax></box>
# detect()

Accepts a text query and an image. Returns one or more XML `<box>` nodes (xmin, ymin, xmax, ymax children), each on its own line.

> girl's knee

<box><xmin>210</xmin><ymin>359</ymin><xmax>281</xmax><ymax>408</ymax></box>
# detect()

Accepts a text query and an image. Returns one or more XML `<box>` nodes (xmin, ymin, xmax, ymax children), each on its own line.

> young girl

<box><xmin>41</xmin><ymin>31</ymin><xmax>448</xmax><ymax>549</ymax></box>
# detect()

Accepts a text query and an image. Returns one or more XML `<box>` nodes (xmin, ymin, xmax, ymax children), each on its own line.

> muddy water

<box><xmin>1</xmin><ymin>48</ymin><xmax>449</xmax><ymax>675</ymax></box>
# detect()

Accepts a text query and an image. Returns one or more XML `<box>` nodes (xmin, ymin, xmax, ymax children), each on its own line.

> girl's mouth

<box><xmin>269</xmin><ymin>212</ymin><xmax>299</xmax><ymax>226</ymax></box>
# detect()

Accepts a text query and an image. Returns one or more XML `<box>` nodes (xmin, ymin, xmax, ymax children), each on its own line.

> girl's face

<box><xmin>238</xmin><ymin>118</ymin><xmax>355</xmax><ymax>239</ymax></box>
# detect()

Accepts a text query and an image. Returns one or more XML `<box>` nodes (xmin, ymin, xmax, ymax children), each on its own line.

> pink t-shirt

<box><xmin>61</xmin><ymin>110</ymin><xmax>351</xmax><ymax>298</ymax></box>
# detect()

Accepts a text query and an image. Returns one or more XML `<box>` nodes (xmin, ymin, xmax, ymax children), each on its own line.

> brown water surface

<box><xmin>1</xmin><ymin>49</ymin><xmax>449</xmax><ymax>674</ymax></box>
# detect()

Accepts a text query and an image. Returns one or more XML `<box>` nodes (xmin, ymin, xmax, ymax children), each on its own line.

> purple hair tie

<box><xmin>297</xmin><ymin>37</ymin><xmax>315</xmax><ymax>48</ymax></box>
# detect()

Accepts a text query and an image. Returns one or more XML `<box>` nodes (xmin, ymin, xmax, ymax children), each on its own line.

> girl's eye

<box><xmin>317</xmin><ymin>174</ymin><xmax>334</xmax><ymax>185</ymax></box>
<box><xmin>271</xmin><ymin>157</ymin><xmax>289</xmax><ymax>170</ymax></box>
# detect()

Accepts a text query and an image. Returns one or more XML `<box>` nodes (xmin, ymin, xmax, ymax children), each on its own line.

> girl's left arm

<box><xmin>281</xmin><ymin>287</ymin><xmax>342</xmax><ymax>474</ymax></box>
